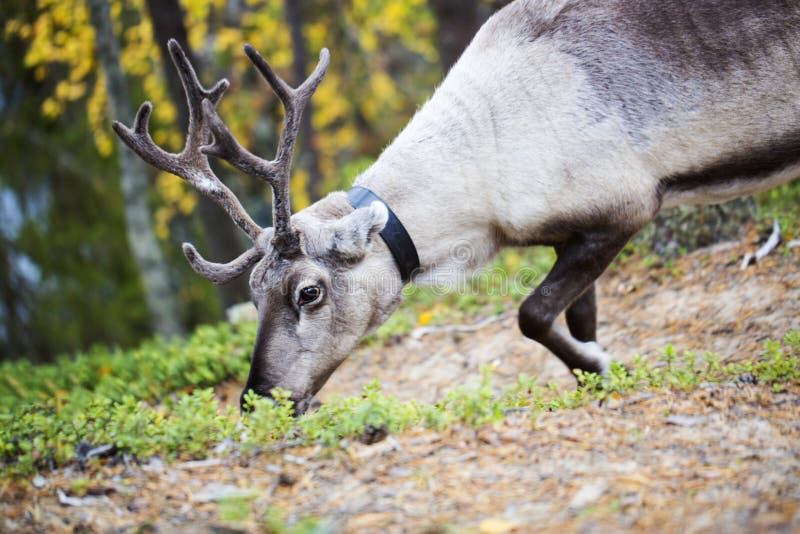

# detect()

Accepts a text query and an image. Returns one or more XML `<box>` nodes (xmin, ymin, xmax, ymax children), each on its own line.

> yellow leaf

<box><xmin>504</xmin><ymin>251</ymin><xmax>521</xmax><ymax>272</ymax></box>
<box><xmin>54</xmin><ymin>80</ymin><xmax>69</xmax><ymax>99</ymax></box>
<box><xmin>154</xmin><ymin>207</ymin><xmax>171</xmax><ymax>240</ymax></box>
<box><xmin>178</xmin><ymin>191</ymin><xmax>197</xmax><ymax>215</ymax></box>
<box><xmin>478</xmin><ymin>518</ymin><xmax>518</xmax><ymax>534</ymax></box>
<box><xmin>289</xmin><ymin>167</ymin><xmax>310</xmax><ymax>210</ymax></box>
<box><xmin>215</xmin><ymin>27</ymin><xmax>241</xmax><ymax>52</ymax></box>
<box><xmin>417</xmin><ymin>311</ymin><xmax>433</xmax><ymax>326</ymax></box>
<box><xmin>305</xmin><ymin>21</ymin><xmax>329</xmax><ymax>50</ymax></box>
<box><xmin>4</xmin><ymin>19</ymin><xmax>20</xmax><ymax>37</ymax></box>
<box><xmin>41</xmin><ymin>97</ymin><xmax>61</xmax><ymax>118</ymax></box>
<box><xmin>95</xmin><ymin>134</ymin><xmax>113</xmax><ymax>157</ymax></box>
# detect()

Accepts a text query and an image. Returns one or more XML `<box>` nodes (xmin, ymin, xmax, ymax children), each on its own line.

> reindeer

<box><xmin>114</xmin><ymin>0</ymin><xmax>800</xmax><ymax>413</ymax></box>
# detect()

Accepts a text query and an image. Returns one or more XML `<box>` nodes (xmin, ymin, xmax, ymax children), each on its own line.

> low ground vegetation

<box><xmin>2</xmin><ymin>321</ymin><xmax>797</xmax><ymax>478</ymax></box>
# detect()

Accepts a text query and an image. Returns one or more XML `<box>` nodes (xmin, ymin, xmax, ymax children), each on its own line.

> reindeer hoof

<box><xmin>582</xmin><ymin>341</ymin><xmax>615</xmax><ymax>376</ymax></box>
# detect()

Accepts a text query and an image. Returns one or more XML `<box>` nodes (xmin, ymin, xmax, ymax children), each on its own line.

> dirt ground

<box><xmin>2</xmin><ymin>234</ymin><xmax>799</xmax><ymax>533</ymax></box>
<box><xmin>324</xmin><ymin>236</ymin><xmax>799</xmax><ymax>400</ymax></box>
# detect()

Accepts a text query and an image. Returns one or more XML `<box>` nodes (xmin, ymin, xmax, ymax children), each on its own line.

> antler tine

<box><xmin>167</xmin><ymin>39</ymin><xmax>228</xmax><ymax>154</ymax></box>
<box><xmin>201</xmin><ymin>45</ymin><xmax>330</xmax><ymax>255</ymax></box>
<box><xmin>112</xmin><ymin>101</ymin><xmax>182</xmax><ymax>176</ymax></box>
<box><xmin>112</xmin><ymin>39</ymin><xmax>265</xmax><ymax>285</ymax></box>
<box><xmin>182</xmin><ymin>243</ymin><xmax>262</xmax><ymax>285</ymax></box>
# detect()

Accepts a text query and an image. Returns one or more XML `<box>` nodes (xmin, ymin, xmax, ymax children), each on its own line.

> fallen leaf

<box><xmin>417</xmin><ymin>310</ymin><xmax>434</xmax><ymax>326</ymax></box>
<box><xmin>479</xmin><ymin>518</ymin><xmax>518</xmax><ymax>534</ymax></box>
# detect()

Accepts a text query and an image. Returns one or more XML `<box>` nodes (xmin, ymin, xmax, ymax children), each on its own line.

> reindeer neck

<box><xmin>353</xmin><ymin>75</ymin><xmax>501</xmax><ymax>285</ymax></box>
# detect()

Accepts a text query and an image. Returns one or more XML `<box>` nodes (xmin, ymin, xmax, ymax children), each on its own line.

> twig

<box><xmin>177</xmin><ymin>458</ymin><xmax>223</xmax><ymax>469</ymax></box>
<box><xmin>616</xmin><ymin>392</ymin><xmax>656</xmax><ymax>408</ymax></box>
<box><xmin>741</xmin><ymin>220</ymin><xmax>781</xmax><ymax>270</ymax></box>
<box><xmin>85</xmin><ymin>444</ymin><xmax>114</xmax><ymax>460</ymax></box>
<box><xmin>56</xmin><ymin>488</ymin><xmax>98</xmax><ymax>507</ymax></box>
<box><xmin>739</xmin><ymin>252</ymin><xmax>753</xmax><ymax>271</ymax></box>
<box><xmin>754</xmin><ymin>220</ymin><xmax>781</xmax><ymax>261</ymax></box>
<box><xmin>410</xmin><ymin>313</ymin><xmax>507</xmax><ymax>340</ymax></box>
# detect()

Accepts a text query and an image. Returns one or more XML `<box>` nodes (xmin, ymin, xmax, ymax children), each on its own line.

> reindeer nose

<box><xmin>292</xmin><ymin>397</ymin><xmax>312</xmax><ymax>416</ymax></box>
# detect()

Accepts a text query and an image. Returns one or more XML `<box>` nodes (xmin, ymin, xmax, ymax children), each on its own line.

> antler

<box><xmin>201</xmin><ymin>44</ymin><xmax>330</xmax><ymax>256</ymax></box>
<box><xmin>112</xmin><ymin>39</ymin><xmax>261</xmax><ymax>284</ymax></box>
<box><xmin>112</xmin><ymin>39</ymin><xmax>329</xmax><ymax>284</ymax></box>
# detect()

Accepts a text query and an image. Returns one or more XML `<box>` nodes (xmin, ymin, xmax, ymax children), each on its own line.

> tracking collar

<box><xmin>347</xmin><ymin>186</ymin><xmax>420</xmax><ymax>283</ymax></box>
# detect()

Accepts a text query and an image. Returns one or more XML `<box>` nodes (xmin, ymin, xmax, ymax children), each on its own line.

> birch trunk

<box><xmin>87</xmin><ymin>0</ymin><xmax>182</xmax><ymax>337</ymax></box>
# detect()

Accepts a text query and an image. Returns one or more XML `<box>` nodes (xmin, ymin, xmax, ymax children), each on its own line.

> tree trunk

<box><xmin>284</xmin><ymin>0</ymin><xmax>323</xmax><ymax>202</ymax></box>
<box><xmin>145</xmin><ymin>0</ymin><xmax>250</xmax><ymax>309</ymax></box>
<box><xmin>87</xmin><ymin>0</ymin><xmax>183</xmax><ymax>337</ymax></box>
<box><xmin>0</xmin><ymin>243</ymin><xmax>29</xmax><ymax>360</ymax></box>
<box><xmin>429</xmin><ymin>0</ymin><xmax>482</xmax><ymax>72</ymax></box>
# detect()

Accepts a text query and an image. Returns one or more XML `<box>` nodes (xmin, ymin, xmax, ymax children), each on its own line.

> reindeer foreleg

<box><xmin>519</xmin><ymin>227</ymin><xmax>635</xmax><ymax>375</ymax></box>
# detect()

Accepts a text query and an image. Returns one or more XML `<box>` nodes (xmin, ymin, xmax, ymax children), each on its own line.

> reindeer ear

<box><xmin>329</xmin><ymin>201</ymin><xmax>388</xmax><ymax>261</ymax></box>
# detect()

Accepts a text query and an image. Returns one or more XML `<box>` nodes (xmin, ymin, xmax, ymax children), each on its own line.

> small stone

<box><xmin>282</xmin><ymin>453</ymin><xmax>307</xmax><ymax>465</ymax></box>
<box><xmin>498</xmin><ymin>429</ymin><xmax>522</xmax><ymax>443</ymax></box>
<box><xmin>264</xmin><ymin>463</ymin><xmax>281</xmax><ymax>474</ymax></box>
<box><xmin>568</xmin><ymin>481</ymin><xmax>608</xmax><ymax>511</ymax></box>
<box><xmin>388</xmin><ymin>467</ymin><xmax>411</xmax><ymax>478</ymax></box>
<box><xmin>226</xmin><ymin>302</ymin><xmax>257</xmax><ymax>324</ymax></box>
<box><xmin>56</xmin><ymin>488</ymin><xmax>94</xmax><ymax>507</ymax></box>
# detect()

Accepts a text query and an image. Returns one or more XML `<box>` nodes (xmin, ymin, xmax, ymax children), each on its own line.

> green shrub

<box><xmin>0</xmin><ymin>325</ymin><xmax>797</xmax><ymax>478</ymax></box>
<box><xmin>0</xmin><ymin>322</ymin><xmax>255</xmax><ymax>415</ymax></box>
<box><xmin>440</xmin><ymin>365</ymin><xmax>504</xmax><ymax>426</ymax></box>
<box><xmin>298</xmin><ymin>380</ymin><xmax>420</xmax><ymax>445</ymax></box>
<box><xmin>241</xmin><ymin>388</ymin><xmax>296</xmax><ymax>447</ymax></box>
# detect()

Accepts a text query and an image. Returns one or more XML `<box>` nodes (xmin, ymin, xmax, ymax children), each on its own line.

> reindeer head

<box><xmin>114</xmin><ymin>41</ymin><xmax>403</xmax><ymax>414</ymax></box>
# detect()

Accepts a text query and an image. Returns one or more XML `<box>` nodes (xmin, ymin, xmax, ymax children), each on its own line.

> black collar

<box><xmin>347</xmin><ymin>186</ymin><xmax>420</xmax><ymax>283</ymax></box>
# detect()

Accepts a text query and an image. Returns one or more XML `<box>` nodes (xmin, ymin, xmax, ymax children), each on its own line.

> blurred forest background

<box><xmin>1</xmin><ymin>0</ymin><xmax>513</xmax><ymax>362</ymax></box>
<box><xmin>1</xmin><ymin>0</ymin><xmax>795</xmax><ymax>364</ymax></box>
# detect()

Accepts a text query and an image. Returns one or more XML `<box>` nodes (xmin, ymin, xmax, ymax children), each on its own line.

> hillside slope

<box><xmin>2</xmin><ymin>235</ymin><xmax>799</xmax><ymax>533</ymax></box>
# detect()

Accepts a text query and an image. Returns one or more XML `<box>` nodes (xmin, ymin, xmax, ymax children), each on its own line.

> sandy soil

<box><xmin>2</xmin><ymin>235</ymin><xmax>798</xmax><ymax>533</ymax></box>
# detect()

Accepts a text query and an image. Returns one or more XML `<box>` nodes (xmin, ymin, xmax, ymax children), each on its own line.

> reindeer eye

<box><xmin>298</xmin><ymin>285</ymin><xmax>322</xmax><ymax>306</ymax></box>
